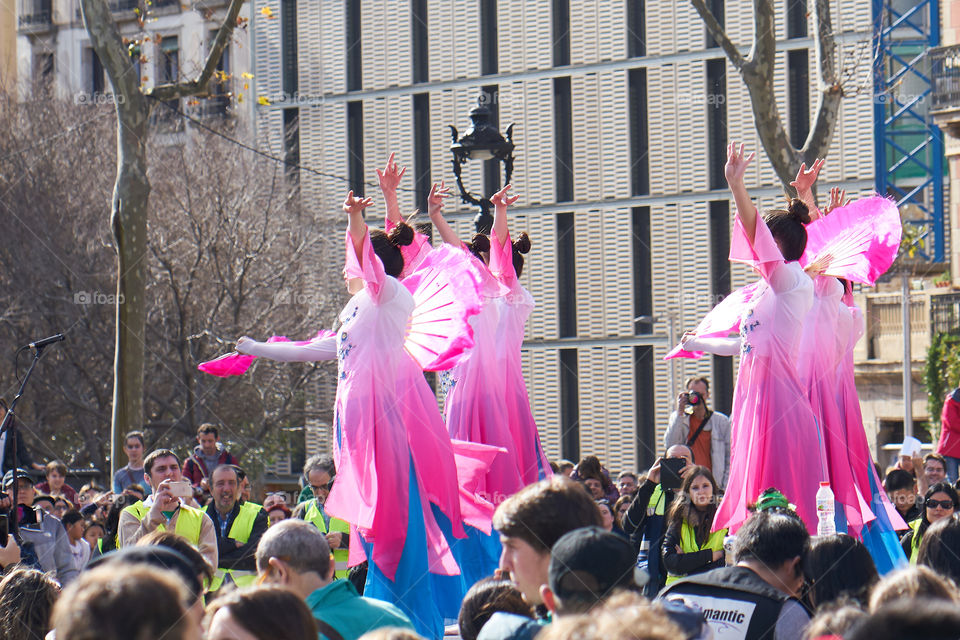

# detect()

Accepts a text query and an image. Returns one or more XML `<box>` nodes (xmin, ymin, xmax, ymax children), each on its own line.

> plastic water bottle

<box><xmin>816</xmin><ymin>481</ymin><xmax>836</xmax><ymax>536</ymax></box>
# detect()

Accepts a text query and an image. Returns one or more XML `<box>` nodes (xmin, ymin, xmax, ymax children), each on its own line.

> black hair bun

<box><xmin>512</xmin><ymin>232</ymin><xmax>531</xmax><ymax>254</ymax></box>
<box><xmin>389</xmin><ymin>222</ymin><xmax>415</xmax><ymax>247</ymax></box>
<box><xmin>470</xmin><ymin>233</ymin><xmax>490</xmax><ymax>253</ymax></box>
<box><xmin>787</xmin><ymin>198</ymin><xmax>811</xmax><ymax>225</ymax></box>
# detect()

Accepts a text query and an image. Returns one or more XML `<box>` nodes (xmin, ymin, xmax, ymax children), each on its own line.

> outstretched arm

<box><xmin>680</xmin><ymin>332</ymin><xmax>741</xmax><ymax>357</ymax></box>
<box><xmin>427</xmin><ymin>181</ymin><xmax>461</xmax><ymax>246</ymax></box>
<box><xmin>235</xmin><ymin>335</ymin><xmax>337</xmax><ymax>362</ymax></box>
<box><xmin>376</xmin><ymin>152</ymin><xmax>406</xmax><ymax>225</ymax></box>
<box><xmin>725</xmin><ymin>142</ymin><xmax>757</xmax><ymax>244</ymax></box>
<box><xmin>344</xmin><ymin>190</ymin><xmax>373</xmax><ymax>264</ymax></box>
<box><xmin>789</xmin><ymin>159</ymin><xmax>824</xmax><ymax>221</ymax></box>
<box><xmin>490</xmin><ymin>183</ymin><xmax>519</xmax><ymax>248</ymax></box>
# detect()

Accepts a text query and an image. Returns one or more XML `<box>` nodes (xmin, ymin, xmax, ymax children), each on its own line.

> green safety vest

<box><xmin>665</xmin><ymin>520</ymin><xmax>727</xmax><ymax>585</ymax></box>
<box><xmin>908</xmin><ymin>518</ymin><xmax>922</xmax><ymax>564</ymax></box>
<box><xmin>119</xmin><ymin>500</ymin><xmax>204</xmax><ymax>548</ymax></box>
<box><xmin>648</xmin><ymin>484</ymin><xmax>665</xmax><ymax>516</ymax></box>
<box><xmin>203</xmin><ymin>501</ymin><xmax>263</xmax><ymax>591</ymax></box>
<box><xmin>304</xmin><ymin>500</ymin><xmax>351</xmax><ymax>579</ymax></box>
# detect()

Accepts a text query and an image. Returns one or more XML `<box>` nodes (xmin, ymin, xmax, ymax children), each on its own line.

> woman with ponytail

<box><xmin>235</xmin><ymin>191</ymin><xmax>469</xmax><ymax>639</ymax></box>
<box><xmin>680</xmin><ymin>142</ymin><xmax>826</xmax><ymax>535</ymax></box>
<box><xmin>488</xmin><ymin>184</ymin><xmax>552</xmax><ymax>485</ymax></box>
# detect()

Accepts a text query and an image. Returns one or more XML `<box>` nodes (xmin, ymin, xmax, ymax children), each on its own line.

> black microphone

<box><xmin>27</xmin><ymin>334</ymin><xmax>65</xmax><ymax>349</ymax></box>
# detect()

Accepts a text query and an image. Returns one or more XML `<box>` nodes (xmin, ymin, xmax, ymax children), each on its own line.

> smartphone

<box><xmin>660</xmin><ymin>457</ymin><xmax>686</xmax><ymax>492</ymax></box>
<box><xmin>0</xmin><ymin>514</ymin><xmax>9</xmax><ymax>543</ymax></box>
<box><xmin>166</xmin><ymin>481</ymin><xmax>194</xmax><ymax>499</ymax></box>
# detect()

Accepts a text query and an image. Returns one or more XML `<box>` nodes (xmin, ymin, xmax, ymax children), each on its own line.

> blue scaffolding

<box><xmin>873</xmin><ymin>0</ymin><xmax>946</xmax><ymax>262</ymax></box>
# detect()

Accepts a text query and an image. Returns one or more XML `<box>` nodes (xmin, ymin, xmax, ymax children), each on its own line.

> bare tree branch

<box><xmin>689</xmin><ymin>0</ymin><xmax>745</xmax><ymax>70</ymax></box>
<box><xmin>148</xmin><ymin>0</ymin><xmax>247</xmax><ymax>102</ymax></box>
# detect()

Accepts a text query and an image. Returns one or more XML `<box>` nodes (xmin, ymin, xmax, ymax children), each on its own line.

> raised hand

<box><xmin>824</xmin><ymin>186</ymin><xmax>849</xmax><ymax>215</ymax></box>
<box><xmin>724</xmin><ymin>142</ymin><xmax>755</xmax><ymax>185</ymax></box>
<box><xmin>789</xmin><ymin>158</ymin><xmax>824</xmax><ymax>195</ymax></box>
<box><xmin>490</xmin><ymin>183</ymin><xmax>519</xmax><ymax>210</ymax></box>
<box><xmin>376</xmin><ymin>152</ymin><xmax>406</xmax><ymax>194</ymax></box>
<box><xmin>343</xmin><ymin>190</ymin><xmax>373</xmax><ymax>216</ymax></box>
<box><xmin>428</xmin><ymin>181</ymin><xmax>451</xmax><ymax>219</ymax></box>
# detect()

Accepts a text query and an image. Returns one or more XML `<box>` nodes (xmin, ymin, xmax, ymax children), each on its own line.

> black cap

<box><xmin>2</xmin><ymin>469</ymin><xmax>34</xmax><ymax>489</ymax></box>
<box><xmin>548</xmin><ymin>526</ymin><xmax>648</xmax><ymax>602</ymax></box>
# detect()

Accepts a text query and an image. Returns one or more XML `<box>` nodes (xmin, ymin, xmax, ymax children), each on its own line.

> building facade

<box><xmin>15</xmin><ymin>0</ymin><xmax>251</xmax><ymax>123</ymax></box>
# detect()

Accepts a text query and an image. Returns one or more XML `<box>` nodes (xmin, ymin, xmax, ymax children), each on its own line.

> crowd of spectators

<box><xmin>1</xmin><ymin>384</ymin><xmax>960</xmax><ymax>639</ymax></box>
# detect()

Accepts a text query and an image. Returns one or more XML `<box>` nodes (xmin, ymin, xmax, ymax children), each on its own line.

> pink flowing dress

<box><xmin>325</xmin><ymin>229</ymin><xmax>466</xmax><ymax>580</ymax></box>
<box><xmin>443</xmin><ymin>252</ymin><xmax>526</xmax><ymax>503</ymax></box>
<box><xmin>489</xmin><ymin>229</ymin><xmax>552</xmax><ymax>485</ymax></box>
<box><xmin>797</xmin><ymin>277</ymin><xmax>874</xmax><ymax>535</ymax></box>
<box><xmin>714</xmin><ymin>216</ymin><xmax>825</xmax><ymax>534</ymax></box>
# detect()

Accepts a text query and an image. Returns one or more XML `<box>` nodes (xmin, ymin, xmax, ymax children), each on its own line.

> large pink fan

<box><xmin>198</xmin><ymin>330</ymin><xmax>335</xmax><ymax>377</ymax></box>
<box><xmin>801</xmin><ymin>196</ymin><xmax>901</xmax><ymax>285</ymax></box>
<box><xmin>664</xmin><ymin>281</ymin><xmax>761</xmax><ymax>360</ymax></box>
<box><xmin>401</xmin><ymin>244</ymin><xmax>482</xmax><ymax>371</ymax></box>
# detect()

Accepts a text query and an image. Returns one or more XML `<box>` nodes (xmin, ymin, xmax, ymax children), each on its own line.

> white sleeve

<box><xmin>682</xmin><ymin>336</ymin><xmax>741</xmax><ymax>357</ymax></box>
<box><xmin>240</xmin><ymin>336</ymin><xmax>337</xmax><ymax>362</ymax></box>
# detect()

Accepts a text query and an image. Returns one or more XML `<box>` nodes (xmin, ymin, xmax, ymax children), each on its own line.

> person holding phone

<box><xmin>117</xmin><ymin>449</ymin><xmax>217</xmax><ymax>571</ymax></box>
<box><xmin>621</xmin><ymin>445</ymin><xmax>694</xmax><ymax>596</ymax></box>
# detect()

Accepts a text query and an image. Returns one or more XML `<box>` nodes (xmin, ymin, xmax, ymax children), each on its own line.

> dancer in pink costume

<box><xmin>235</xmin><ymin>192</ymin><xmax>473</xmax><ymax>638</ymax></box>
<box><xmin>428</xmin><ymin>181</ymin><xmax>527</xmax><ymax>501</ymax></box>
<box><xmin>682</xmin><ymin>142</ymin><xmax>825</xmax><ymax>534</ymax></box>
<box><xmin>489</xmin><ymin>185</ymin><xmax>553</xmax><ymax>485</ymax></box>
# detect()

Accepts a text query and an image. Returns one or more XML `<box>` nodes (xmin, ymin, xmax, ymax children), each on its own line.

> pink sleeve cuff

<box><xmin>489</xmin><ymin>228</ymin><xmax>517</xmax><ymax>287</ymax></box>
<box><xmin>344</xmin><ymin>228</ymin><xmax>387</xmax><ymax>301</ymax></box>
<box><xmin>730</xmin><ymin>215</ymin><xmax>784</xmax><ymax>281</ymax></box>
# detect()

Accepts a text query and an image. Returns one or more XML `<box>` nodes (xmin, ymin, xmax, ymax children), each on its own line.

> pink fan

<box><xmin>664</xmin><ymin>281</ymin><xmax>761</xmax><ymax>360</ymax></box>
<box><xmin>801</xmin><ymin>196</ymin><xmax>901</xmax><ymax>285</ymax></box>
<box><xmin>402</xmin><ymin>244</ymin><xmax>483</xmax><ymax>371</ymax></box>
<box><xmin>198</xmin><ymin>330</ymin><xmax>335</xmax><ymax>377</ymax></box>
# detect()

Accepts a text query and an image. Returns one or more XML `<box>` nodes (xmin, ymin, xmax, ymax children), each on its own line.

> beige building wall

<box><xmin>254</xmin><ymin>0</ymin><xmax>879</xmax><ymax>475</ymax></box>
<box><xmin>0</xmin><ymin>0</ymin><xmax>15</xmax><ymax>86</ymax></box>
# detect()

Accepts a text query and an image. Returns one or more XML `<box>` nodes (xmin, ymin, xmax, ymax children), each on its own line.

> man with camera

<box><xmin>664</xmin><ymin>376</ymin><xmax>731</xmax><ymax>488</ymax></box>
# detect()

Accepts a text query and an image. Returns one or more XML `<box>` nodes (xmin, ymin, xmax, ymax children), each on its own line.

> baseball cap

<box><xmin>548</xmin><ymin>526</ymin><xmax>648</xmax><ymax>602</ymax></box>
<box><xmin>2</xmin><ymin>469</ymin><xmax>34</xmax><ymax>489</ymax></box>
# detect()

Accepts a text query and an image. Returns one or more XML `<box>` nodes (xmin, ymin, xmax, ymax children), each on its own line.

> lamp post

<box><xmin>634</xmin><ymin>313</ymin><xmax>677</xmax><ymax>397</ymax></box>
<box><xmin>449</xmin><ymin>96</ymin><xmax>515</xmax><ymax>233</ymax></box>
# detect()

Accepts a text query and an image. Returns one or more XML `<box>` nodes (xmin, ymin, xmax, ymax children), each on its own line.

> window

<box><xmin>560</xmin><ymin>349</ymin><xmax>580</xmax><ymax>461</ymax></box>
<box><xmin>787</xmin><ymin>0</ymin><xmax>807</xmax><ymax>39</ymax></box>
<box><xmin>706</xmin><ymin>58</ymin><xmax>727</xmax><ymax>190</ymax></box>
<box><xmin>480</xmin><ymin>0</ymin><xmax>497</xmax><ymax>76</ymax></box>
<box><xmin>557</xmin><ymin>212</ymin><xmax>577</xmax><ymax>337</ymax></box>
<box><xmin>632</xmin><ymin>207</ymin><xmax>652</xmax><ymax>335</ymax></box>
<box><xmin>283</xmin><ymin>108</ymin><xmax>300</xmax><ymax>185</ymax></box>
<box><xmin>709</xmin><ymin>200</ymin><xmax>734</xmax><ymax>414</ymax></box>
<box><xmin>626</xmin><ymin>0</ymin><xmax>645</xmax><ymax>58</ymax></box>
<box><xmin>553</xmin><ymin>0</ymin><xmax>570</xmax><ymax>67</ymax></box>
<box><xmin>347</xmin><ymin>101</ymin><xmax>365</xmax><ymax>196</ymax></box>
<box><xmin>482</xmin><ymin>83</ymin><xmax>501</xmax><ymax>198</ymax></box>
<box><xmin>412</xmin><ymin>0</ymin><xmax>428</xmax><ymax>83</ymax></box>
<box><xmin>787</xmin><ymin>49</ymin><xmax>809</xmax><ymax>147</ymax></box>
<box><xmin>705</xmin><ymin>0</ymin><xmax>724</xmax><ymax>48</ymax></box>
<box><xmin>634</xmin><ymin>346</ymin><xmax>655</xmax><ymax>470</ymax></box>
<box><xmin>554</xmin><ymin>77</ymin><xmax>573</xmax><ymax>202</ymax></box>
<box><xmin>628</xmin><ymin>69</ymin><xmax>649</xmax><ymax>196</ymax></box>
<box><xmin>157</xmin><ymin>36</ymin><xmax>179</xmax><ymax>85</ymax></box>
<box><xmin>413</xmin><ymin>93</ymin><xmax>431</xmax><ymax>214</ymax></box>
<box><xmin>346</xmin><ymin>0</ymin><xmax>362</xmax><ymax>91</ymax></box>
<box><xmin>281</xmin><ymin>0</ymin><xmax>298</xmax><ymax>97</ymax></box>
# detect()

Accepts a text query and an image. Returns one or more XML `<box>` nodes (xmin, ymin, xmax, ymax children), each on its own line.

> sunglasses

<box><xmin>926</xmin><ymin>499</ymin><xmax>955</xmax><ymax>510</ymax></box>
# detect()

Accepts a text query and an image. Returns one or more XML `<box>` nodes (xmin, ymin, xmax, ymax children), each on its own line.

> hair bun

<box><xmin>512</xmin><ymin>232</ymin><xmax>531</xmax><ymax>254</ymax></box>
<box><xmin>470</xmin><ymin>233</ymin><xmax>490</xmax><ymax>253</ymax></box>
<box><xmin>787</xmin><ymin>198</ymin><xmax>810</xmax><ymax>225</ymax></box>
<box><xmin>388</xmin><ymin>222</ymin><xmax>415</xmax><ymax>247</ymax></box>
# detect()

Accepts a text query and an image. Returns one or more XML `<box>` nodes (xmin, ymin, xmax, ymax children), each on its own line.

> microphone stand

<box><xmin>1</xmin><ymin>345</ymin><xmax>51</xmax><ymax>542</ymax></box>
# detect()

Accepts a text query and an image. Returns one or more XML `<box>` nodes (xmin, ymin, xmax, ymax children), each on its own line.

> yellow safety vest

<box><xmin>203</xmin><ymin>502</ymin><xmax>263</xmax><ymax>591</ymax></box>
<box><xmin>304</xmin><ymin>500</ymin><xmax>351</xmax><ymax>579</ymax></box>
<box><xmin>665</xmin><ymin>521</ymin><xmax>727</xmax><ymax>585</ymax></box>
<box><xmin>908</xmin><ymin>518</ymin><xmax>922</xmax><ymax>564</ymax></box>
<box><xmin>119</xmin><ymin>501</ymin><xmax>204</xmax><ymax>548</ymax></box>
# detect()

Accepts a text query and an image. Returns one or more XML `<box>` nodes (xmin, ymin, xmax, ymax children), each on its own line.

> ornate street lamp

<box><xmin>449</xmin><ymin>96</ymin><xmax>515</xmax><ymax>233</ymax></box>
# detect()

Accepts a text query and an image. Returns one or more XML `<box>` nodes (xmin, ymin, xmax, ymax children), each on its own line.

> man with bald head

<box><xmin>622</xmin><ymin>444</ymin><xmax>694</xmax><ymax>597</ymax></box>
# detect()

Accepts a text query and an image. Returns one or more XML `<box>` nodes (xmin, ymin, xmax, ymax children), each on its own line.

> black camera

<box><xmin>683</xmin><ymin>390</ymin><xmax>703</xmax><ymax>415</ymax></box>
